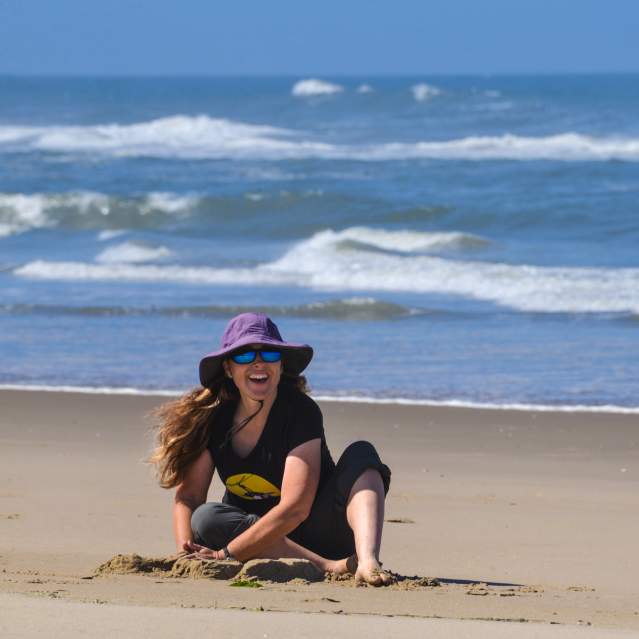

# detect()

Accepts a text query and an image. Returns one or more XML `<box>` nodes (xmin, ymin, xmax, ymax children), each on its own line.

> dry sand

<box><xmin>1</xmin><ymin>389</ymin><xmax>638</xmax><ymax>637</ymax></box>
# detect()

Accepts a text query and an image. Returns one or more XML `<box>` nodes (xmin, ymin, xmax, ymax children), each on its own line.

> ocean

<box><xmin>1</xmin><ymin>75</ymin><xmax>638</xmax><ymax>410</ymax></box>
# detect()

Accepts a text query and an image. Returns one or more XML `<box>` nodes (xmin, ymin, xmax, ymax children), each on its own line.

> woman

<box><xmin>150</xmin><ymin>312</ymin><xmax>392</xmax><ymax>585</ymax></box>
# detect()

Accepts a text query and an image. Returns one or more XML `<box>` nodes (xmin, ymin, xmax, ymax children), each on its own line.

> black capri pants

<box><xmin>191</xmin><ymin>440</ymin><xmax>391</xmax><ymax>560</ymax></box>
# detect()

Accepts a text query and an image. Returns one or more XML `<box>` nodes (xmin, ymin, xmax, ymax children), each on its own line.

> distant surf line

<box><xmin>2</xmin><ymin>383</ymin><xmax>639</xmax><ymax>414</ymax></box>
<box><xmin>3</xmin><ymin>115</ymin><xmax>639</xmax><ymax>161</ymax></box>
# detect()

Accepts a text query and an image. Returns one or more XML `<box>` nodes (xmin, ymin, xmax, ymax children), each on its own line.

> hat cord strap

<box><xmin>220</xmin><ymin>399</ymin><xmax>264</xmax><ymax>449</ymax></box>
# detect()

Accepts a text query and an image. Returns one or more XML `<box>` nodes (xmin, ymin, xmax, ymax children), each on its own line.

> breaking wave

<box><xmin>0</xmin><ymin>191</ymin><xmax>198</xmax><ymax>237</ymax></box>
<box><xmin>2</xmin><ymin>115</ymin><xmax>639</xmax><ymax>161</ymax></box>
<box><xmin>291</xmin><ymin>78</ymin><xmax>344</xmax><ymax>96</ymax></box>
<box><xmin>411</xmin><ymin>83</ymin><xmax>442</xmax><ymax>101</ymax></box>
<box><xmin>95</xmin><ymin>241</ymin><xmax>173</xmax><ymax>264</ymax></box>
<box><xmin>327</xmin><ymin>226</ymin><xmax>489</xmax><ymax>253</ymax></box>
<box><xmin>12</xmin><ymin>226</ymin><xmax>639</xmax><ymax>314</ymax></box>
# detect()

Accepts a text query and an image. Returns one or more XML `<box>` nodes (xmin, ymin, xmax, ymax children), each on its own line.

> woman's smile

<box><xmin>246</xmin><ymin>369</ymin><xmax>272</xmax><ymax>391</ymax></box>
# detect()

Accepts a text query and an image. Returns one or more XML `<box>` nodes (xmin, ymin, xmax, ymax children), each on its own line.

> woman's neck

<box><xmin>235</xmin><ymin>389</ymin><xmax>277</xmax><ymax>426</ymax></box>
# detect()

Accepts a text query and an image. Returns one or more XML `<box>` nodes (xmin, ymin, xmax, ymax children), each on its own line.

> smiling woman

<box><xmin>149</xmin><ymin>313</ymin><xmax>393</xmax><ymax>585</ymax></box>
<box><xmin>224</xmin><ymin>346</ymin><xmax>284</xmax><ymax>403</ymax></box>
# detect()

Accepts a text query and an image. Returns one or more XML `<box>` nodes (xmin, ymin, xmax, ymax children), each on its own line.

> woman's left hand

<box><xmin>182</xmin><ymin>540</ymin><xmax>224</xmax><ymax>560</ymax></box>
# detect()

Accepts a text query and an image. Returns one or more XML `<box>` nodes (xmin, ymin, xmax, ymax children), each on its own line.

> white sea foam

<box><xmin>2</xmin><ymin>383</ymin><xmax>638</xmax><ymax>413</ymax></box>
<box><xmin>0</xmin><ymin>193</ymin><xmax>52</xmax><ymax>236</ymax></box>
<box><xmin>0</xmin><ymin>191</ymin><xmax>114</xmax><ymax>236</ymax></box>
<box><xmin>3</xmin><ymin>116</ymin><xmax>639</xmax><ymax>161</ymax></box>
<box><xmin>411</xmin><ymin>83</ymin><xmax>442</xmax><ymax>101</ymax></box>
<box><xmin>0</xmin><ymin>223</ymin><xmax>16</xmax><ymax>238</ymax></box>
<box><xmin>0</xmin><ymin>191</ymin><xmax>202</xmax><ymax>236</ymax></box>
<box><xmin>97</xmin><ymin>229</ymin><xmax>127</xmax><ymax>241</ymax></box>
<box><xmin>245</xmin><ymin>192</ymin><xmax>266</xmax><ymax>202</ymax></box>
<box><xmin>95</xmin><ymin>241</ymin><xmax>173</xmax><ymax>264</ymax></box>
<box><xmin>0</xmin><ymin>383</ymin><xmax>181</xmax><ymax>397</ymax></box>
<box><xmin>312</xmin><ymin>395</ymin><xmax>639</xmax><ymax>414</ymax></box>
<box><xmin>291</xmin><ymin>78</ymin><xmax>344</xmax><ymax>96</ymax></box>
<box><xmin>13</xmin><ymin>226</ymin><xmax>639</xmax><ymax>314</ymax></box>
<box><xmin>0</xmin><ymin>115</ymin><xmax>309</xmax><ymax>160</ymax></box>
<box><xmin>13</xmin><ymin>260</ymin><xmax>291</xmax><ymax>285</ymax></box>
<box><xmin>266</xmin><ymin>229</ymin><xmax>639</xmax><ymax>313</ymax></box>
<box><xmin>360</xmin><ymin>133</ymin><xmax>639</xmax><ymax>161</ymax></box>
<box><xmin>142</xmin><ymin>192</ymin><xmax>198</xmax><ymax>214</ymax></box>
<box><xmin>356</xmin><ymin>84</ymin><xmax>374</xmax><ymax>94</ymax></box>
<box><xmin>326</xmin><ymin>226</ymin><xmax>488</xmax><ymax>252</ymax></box>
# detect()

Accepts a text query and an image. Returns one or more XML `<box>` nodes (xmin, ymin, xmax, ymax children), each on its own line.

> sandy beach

<box><xmin>1</xmin><ymin>389</ymin><xmax>638</xmax><ymax>637</ymax></box>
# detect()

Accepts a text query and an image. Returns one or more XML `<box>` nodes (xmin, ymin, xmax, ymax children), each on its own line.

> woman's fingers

<box><xmin>180</xmin><ymin>541</ymin><xmax>220</xmax><ymax>560</ymax></box>
<box><xmin>183</xmin><ymin>551</ymin><xmax>214</xmax><ymax>559</ymax></box>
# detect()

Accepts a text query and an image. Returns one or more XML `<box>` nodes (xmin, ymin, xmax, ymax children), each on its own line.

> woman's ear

<box><xmin>223</xmin><ymin>361</ymin><xmax>231</xmax><ymax>378</ymax></box>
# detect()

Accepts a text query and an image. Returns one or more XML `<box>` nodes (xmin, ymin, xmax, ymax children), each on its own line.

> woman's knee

<box><xmin>335</xmin><ymin>440</ymin><xmax>392</xmax><ymax>499</ymax></box>
<box><xmin>339</xmin><ymin>440</ymin><xmax>379</xmax><ymax>462</ymax></box>
<box><xmin>191</xmin><ymin>502</ymin><xmax>258</xmax><ymax>549</ymax></box>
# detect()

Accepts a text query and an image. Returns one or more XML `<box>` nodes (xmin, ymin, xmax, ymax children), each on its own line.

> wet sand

<box><xmin>1</xmin><ymin>389</ymin><xmax>638</xmax><ymax>637</ymax></box>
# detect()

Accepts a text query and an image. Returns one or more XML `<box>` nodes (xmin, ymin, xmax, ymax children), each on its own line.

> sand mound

<box><xmin>171</xmin><ymin>556</ymin><xmax>242</xmax><ymax>580</ymax></box>
<box><xmin>95</xmin><ymin>554</ymin><xmax>321</xmax><ymax>583</ymax></box>
<box><xmin>237</xmin><ymin>559</ymin><xmax>324</xmax><ymax>583</ymax></box>
<box><xmin>95</xmin><ymin>554</ymin><xmax>438</xmax><ymax>588</ymax></box>
<box><xmin>95</xmin><ymin>553</ymin><xmax>241</xmax><ymax>580</ymax></box>
<box><xmin>95</xmin><ymin>554</ymin><xmax>175</xmax><ymax>575</ymax></box>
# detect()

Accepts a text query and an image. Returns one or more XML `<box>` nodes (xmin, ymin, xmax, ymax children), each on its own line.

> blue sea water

<box><xmin>1</xmin><ymin>75</ymin><xmax>638</xmax><ymax>408</ymax></box>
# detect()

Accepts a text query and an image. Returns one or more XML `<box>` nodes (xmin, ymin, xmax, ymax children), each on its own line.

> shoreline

<box><xmin>2</xmin><ymin>383</ymin><xmax>639</xmax><ymax>415</ymax></box>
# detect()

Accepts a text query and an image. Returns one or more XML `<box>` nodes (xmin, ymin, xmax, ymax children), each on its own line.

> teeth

<box><xmin>250</xmin><ymin>375</ymin><xmax>267</xmax><ymax>381</ymax></box>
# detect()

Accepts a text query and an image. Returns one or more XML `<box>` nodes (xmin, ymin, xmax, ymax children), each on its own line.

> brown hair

<box><xmin>149</xmin><ymin>373</ymin><xmax>309</xmax><ymax>489</ymax></box>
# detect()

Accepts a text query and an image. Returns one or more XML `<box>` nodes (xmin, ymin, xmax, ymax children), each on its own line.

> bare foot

<box><xmin>324</xmin><ymin>554</ymin><xmax>358</xmax><ymax>576</ymax></box>
<box><xmin>354</xmin><ymin>558</ymin><xmax>394</xmax><ymax>586</ymax></box>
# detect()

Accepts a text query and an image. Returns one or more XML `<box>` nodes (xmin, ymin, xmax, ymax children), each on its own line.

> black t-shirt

<box><xmin>207</xmin><ymin>386</ymin><xmax>335</xmax><ymax>517</ymax></box>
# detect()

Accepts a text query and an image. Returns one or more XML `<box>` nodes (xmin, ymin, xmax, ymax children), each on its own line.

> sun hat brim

<box><xmin>199</xmin><ymin>335</ymin><xmax>313</xmax><ymax>387</ymax></box>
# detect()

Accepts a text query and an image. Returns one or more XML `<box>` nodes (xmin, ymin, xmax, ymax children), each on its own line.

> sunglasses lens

<box><xmin>231</xmin><ymin>350</ymin><xmax>282</xmax><ymax>364</ymax></box>
<box><xmin>231</xmin><ymin>351</ymin><xmax>257</xmax><ymax>364</ymax></box>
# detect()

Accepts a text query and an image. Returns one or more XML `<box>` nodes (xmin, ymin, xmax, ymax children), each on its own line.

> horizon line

<box><xmin>1</xmin><ymin>70</ymin><xmax>639</xmax><ymax>80</ymax></box>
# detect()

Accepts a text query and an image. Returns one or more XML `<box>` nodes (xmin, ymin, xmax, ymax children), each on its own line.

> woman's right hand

<box><xmin>180</xmin><ymin>539</ymin><xmax>196</xmax><ymax>553</ymax></box>
<box><xmin>181</xmin><ymin>539</ymin><xmax>224</xmax><ymax>560</ymax></box>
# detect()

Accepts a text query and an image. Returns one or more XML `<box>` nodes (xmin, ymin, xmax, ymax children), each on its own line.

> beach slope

<box><xmin>1</xmin><ymin>390</ymin><xmax>638</xmax><ymax>636</ymax></box>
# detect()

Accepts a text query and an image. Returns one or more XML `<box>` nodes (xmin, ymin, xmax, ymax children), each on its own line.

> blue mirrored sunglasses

<box><xmin>230</xmin><ymin>350</ymin><xmax>282</xmax><ymax>365</ymax></box>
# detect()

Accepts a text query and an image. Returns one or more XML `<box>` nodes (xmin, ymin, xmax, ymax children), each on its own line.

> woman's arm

<box><xmin>173</xmin><ymin>448</ymin><xmax>215</xmax><ymax>553</ymax></box>
<box><xmin>225</xmin><ymin>438</ymin><xmax>321</xmax><ymax>561</ymax></box>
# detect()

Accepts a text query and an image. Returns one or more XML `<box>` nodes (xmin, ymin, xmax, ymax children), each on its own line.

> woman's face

<box><xmin>223</xmin><ymin>344</ymin><xmax>282</xmax><ymax>403</ymax></box>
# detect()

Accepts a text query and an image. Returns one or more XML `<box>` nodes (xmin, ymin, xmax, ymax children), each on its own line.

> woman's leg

<box><xmin>290</xmin><ymin>441</ymin><xmax>392</xmax><ymax>584</ymax></box>
<box><xmin>191</xmin><ymin>501</ymin><xmax>350</xmax><ymax>574</ymax></box>
<box><xmin>256</xmin><ymin>535</ymin><xmax>352</xmax><ymax>575</ymax></box>
<box><xmin>346</xmin><ymin>468</ymin><xmax>393</xmax><ymax>585</ymax></box>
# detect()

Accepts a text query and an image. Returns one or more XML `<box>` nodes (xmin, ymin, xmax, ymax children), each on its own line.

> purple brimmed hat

<box><xmin>199</xmin><ymin>313</ymin><xmax>313</xmax><ymax>387</ymax></box>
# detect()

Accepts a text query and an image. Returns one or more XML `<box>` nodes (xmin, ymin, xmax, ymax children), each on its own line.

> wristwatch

<box><xmin>222</xmin><ymin>546</ymin><xmax>236</xmax><ymax>561</ymax></box>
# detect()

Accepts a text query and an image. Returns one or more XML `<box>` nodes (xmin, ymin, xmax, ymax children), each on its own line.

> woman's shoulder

<box><xmin>279</xmin><ymin>384</ymin><xmax>321</xmax><ymax>413</ymax></box>
<box><xmin>277</xmin><ymin>385</ymin><xmax>323</xmax><ymax>432</ymax></box>
<box><xmin>206</xmin><ymin>400</ymin><xmax>234</xmax><ymax>446</ymax></box>
<box><xmin>276</xmin><ymin>385</ymin><xmax>325</xmax><ymax>450</ymax></box>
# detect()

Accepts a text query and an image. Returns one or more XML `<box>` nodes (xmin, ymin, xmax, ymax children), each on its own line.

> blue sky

<box><xmin>1</xmin><ymin>0</ymin><xmax>638</xmax><ymax>75</ymax></box>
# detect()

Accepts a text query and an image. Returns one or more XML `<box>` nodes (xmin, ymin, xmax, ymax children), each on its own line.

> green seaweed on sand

<box><xmin>230</xmin><ymin>579</ymin><xmax>263</xmax><ymax>588</ymax></box>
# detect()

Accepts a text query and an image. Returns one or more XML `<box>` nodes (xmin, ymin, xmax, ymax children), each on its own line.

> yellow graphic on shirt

<box><xmin>225</xmin><ymin>473</ymin><xmax>281</xmax><ymax>500</ymax></box>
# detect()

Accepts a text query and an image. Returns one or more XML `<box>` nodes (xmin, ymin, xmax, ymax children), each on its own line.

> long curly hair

<box><xmin>149</xmin><ymin>372</ymin><xmax>309</xmax><ymax>489</ymax></box>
